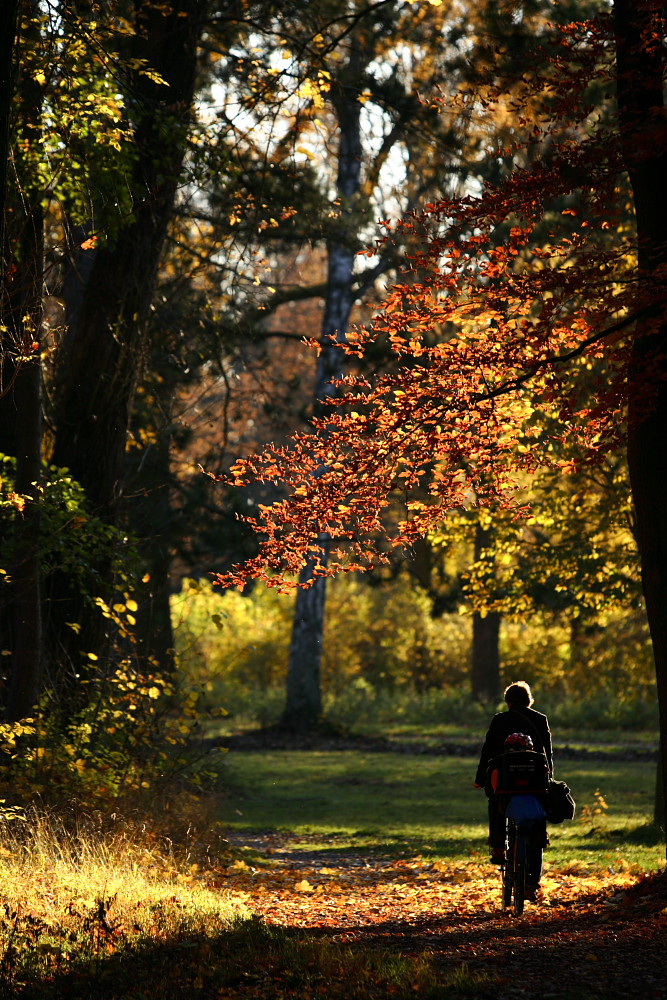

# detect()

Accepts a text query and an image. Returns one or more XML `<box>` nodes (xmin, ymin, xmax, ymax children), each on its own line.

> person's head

<box><xmin>504</xmin><ymin>680</ymin><xmax>533</xmax><ymax>708</ymax></box>
<box><xmin>504</xmin><ymin>732</ymin><xmax>533</xmax><ymax>752</ymax></box>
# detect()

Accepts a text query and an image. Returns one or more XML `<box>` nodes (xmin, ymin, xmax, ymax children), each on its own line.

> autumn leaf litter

<box><xmin>216</xmin><ymin>831</ymin><xmax>667</xmax><ymax>999</ymax></box>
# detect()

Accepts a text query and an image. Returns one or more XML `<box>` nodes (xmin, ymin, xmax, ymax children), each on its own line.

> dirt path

<box><xmin>223</xmin><ymin>830</ymin><xmax>667</xmax><ymax>1000</ymax></box>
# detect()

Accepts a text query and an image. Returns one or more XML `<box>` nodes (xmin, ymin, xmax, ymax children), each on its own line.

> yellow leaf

<box><xmin>295</xmin><ymin>879</ymin><xmax>315</xmax><ymax>893</ymax></box>
<box><xmin>432</xmin><ymin>861</ymin><xmax>451</xmax><ymax>873</ymax></box>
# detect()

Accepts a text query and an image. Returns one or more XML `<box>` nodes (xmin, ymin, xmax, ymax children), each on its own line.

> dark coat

<box><xmin>475</xmin><ymin>706</ymin><xmax>553</xmax><ymax>787</ymax></box>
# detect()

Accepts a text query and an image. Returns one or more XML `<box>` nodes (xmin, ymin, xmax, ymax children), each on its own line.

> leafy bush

<box><xmin>0</xmin><ymin>454</ymin><xmax>139</xmax><ymax>599</ymax></box>
<box><xmin>500</xmin><ymin>610</ymin><xmax>655</xmax><ymax>704</ymax></box>
<box><xmin>172</xmin><ymin>575</ymin><xmax>472</xmax><ymax>706</ymax></box>
<box><xmin>172</xmin><ymin>574</ymin><xmax>655</xmax><ymax>717</ymax></box>
<box><xmin>0</xmin><ymin>657</ymin><xmax>225</xmax><ymax>818</ymax></box>
<box><xmin>324</xmin><ymin>680</ymin><xmax>492</xmax><ymax>732</ymax></box>
<box><xmin>0</xmin><ymin>457</ymin><xmax>224</xmax><ymax>817</ymax></box>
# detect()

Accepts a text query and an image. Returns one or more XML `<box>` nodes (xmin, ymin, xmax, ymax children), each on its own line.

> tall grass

<box><xmin>0</xmin><ymin>805</ymin><xmax>246</xmax><ymax>996</ymax></box>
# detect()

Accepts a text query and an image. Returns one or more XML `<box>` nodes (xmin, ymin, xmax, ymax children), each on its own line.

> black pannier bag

<box><xmin>545</xmin><ymin>779</ymin><xmax>576</xmax><ymax>823</ymax></box>
<box><xmin>495</xmin><ymin>749</ymin><xmax>549</xmax><ymax>795</ymax></box>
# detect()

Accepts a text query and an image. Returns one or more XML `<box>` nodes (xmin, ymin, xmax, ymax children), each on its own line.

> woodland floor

<box><xmin>7</xmin><ymin>730</ymin><xmax>664</xmax><ymax>999</ymax></box>
<box><xmin>222</xmin><ymin>827</ymin><xmax>667</xmax><ymax>1000</ymax></box>
<box><xmin>214</xmin><ymin>729</ymin><xmax>666</xmax><ymax>1000</ymax></box>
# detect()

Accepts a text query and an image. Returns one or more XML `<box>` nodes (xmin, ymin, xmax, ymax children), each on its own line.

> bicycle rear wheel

<box><xmin>501</xmin><ymin>821</ymin><xmax>513</xmax><ymax>909</ymax></box>
<box><xmin>513</xmin><ymin>828</ymin><xmax>526</xmax><ymax>916</ymax></box>
<box><xmin>502</xmin><ymin>864</ymin><xmax>513</xmax><ymax>909</ymax></box>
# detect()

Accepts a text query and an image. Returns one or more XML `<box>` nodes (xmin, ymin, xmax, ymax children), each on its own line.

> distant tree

<box><xmin>210</xmin><ymin>0</ymin><xmax>573</xmax><ymax>728</ymax></box>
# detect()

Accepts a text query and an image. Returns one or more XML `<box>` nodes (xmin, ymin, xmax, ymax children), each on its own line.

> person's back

<box><xmin>475</xmin><ymin>682</ymin><xmax>553</xmax><ymax>787</ymax></box>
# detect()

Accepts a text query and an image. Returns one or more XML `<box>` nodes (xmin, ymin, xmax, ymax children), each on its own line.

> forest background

<box><xmin>0</xmin><ymin>0</ymin><xmax>665</xmax><ymax>903</ymax></box>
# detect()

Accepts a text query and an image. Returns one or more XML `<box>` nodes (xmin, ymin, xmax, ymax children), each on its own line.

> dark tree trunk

<box><xmin>615</xmin><ymin>0</ymin><xmax>667</xmax><ymax>845</ymax></box>
<box><xmin>282</xmin><ymin>49</ymin><xmax>364</xmax><ymax>731</ymax></box>
<box><xmin>0</xmin><ymin>4</ymin><xmax>44</xmax><ymax>720</ymax></box>
<box><xmin>0</xmin><ymin>0</ymin><xmax>20</xmax><ymax>284</ymax></box>
<box><xmin>470</xmin><ymin>521</ymin><xmax>501</xmax><ymax>703</ymax></box>
<box><xmin>7</xmin><ymin>338</ymin><xmax>42</xmax><ymax>722</ymax></box>
<box><xmin>471</xmin><ymin>611</ymin><xmax>501</xmax><ymax>703</ymax></box>
<box><xmin>46</xmin><ymin>0</ymin><xmax>203</xmax><ymax>701</ymax></box>
<box><xmin>126</xmin><ymin>431</ymin><xmax>176</xmax><ymax>673</ymax></box>
<box><xmin>52</xmin><ymin>0</ymin><xmax>201</xmax><ymax>513</ymax></box>
<box><xmin>656</xmin><ymin>740</ymin><xmax>665</xmax><ymax>829</ymax></box>
<box><xmin>1</xmin><ymin>233</ymin><xmax>43</xmax><ymax>722</ymax></box>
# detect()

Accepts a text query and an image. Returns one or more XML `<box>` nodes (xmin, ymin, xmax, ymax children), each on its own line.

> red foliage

<box><xmin>213</xmin><ymin>9</ymin><xmax>667</xmax><ymax>593</ymax></box>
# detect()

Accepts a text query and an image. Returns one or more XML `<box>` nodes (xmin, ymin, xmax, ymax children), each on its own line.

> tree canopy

<box><xmin>213</xmin><ymin>4</ymin><xmax>667</xmax><ymax>830</ymax></box>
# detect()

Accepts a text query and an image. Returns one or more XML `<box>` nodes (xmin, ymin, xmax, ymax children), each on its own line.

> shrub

<box><xmin>171</xmin><ymin>575</ymin><xmax>472</xmax><ymax>704</ymax></box>
<box><xmin>171</xmin><ymin>574</ymin><xmax>656</xmax><ymax>729</ymax></box>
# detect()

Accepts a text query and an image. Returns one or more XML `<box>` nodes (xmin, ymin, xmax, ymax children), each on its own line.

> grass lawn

<box><xmin>217</xmin><ymin>749</ymin><xmax>665</xmax><ymax>873</ymax></box>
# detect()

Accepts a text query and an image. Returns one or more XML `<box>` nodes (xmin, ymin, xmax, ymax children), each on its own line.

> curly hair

<box><xmin>504</xmin><ymin>681</ymin><xmax>533</xmax><ymax>707</ymax></box>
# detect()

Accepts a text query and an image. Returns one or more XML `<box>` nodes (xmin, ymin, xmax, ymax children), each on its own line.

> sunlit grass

<box><xmin>0</xmin><ymin>806</ymin><xmax>241</xmax><ymax>906</ymax></box>
<box><xmin>0</xmin><ymin>807</ymin><xmax>248</xmax><ymax>996</ymax></box>
<box><xmin>218</xmin><ymin>750</ymin><xmax>665</xmax><ymax>873</ymax></box>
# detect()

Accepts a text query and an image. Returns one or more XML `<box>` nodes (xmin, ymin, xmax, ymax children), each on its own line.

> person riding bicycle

<box><xmin>485</xmin><ymin>732</ymin><xmax>549</xmax><ymax>901</ymax></box>
<box><xmin>474</xmin><ymin>682</ymin><xmax>553</xmax><ymax>896</ymax></box>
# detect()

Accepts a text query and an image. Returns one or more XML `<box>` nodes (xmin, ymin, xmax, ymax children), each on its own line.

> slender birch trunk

<box><xmin>282</xmin><ymin>50</ymin><xmax>364</xmax><ymax>730</ymax></box>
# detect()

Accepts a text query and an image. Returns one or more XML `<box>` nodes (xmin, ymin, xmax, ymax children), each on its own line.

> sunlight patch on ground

<box><xmin>215</xmin><ymin>835</ymin><xmax>641</xmax><ymax>931</ymax></box>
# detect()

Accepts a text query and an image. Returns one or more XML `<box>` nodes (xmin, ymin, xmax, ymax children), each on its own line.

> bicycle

<box><xmin>501</xmin><ymin>814</ymin><xmax>527</xmax><ymax>915</ymax></box>
<box><xmin>485</xmin><ymin>742</ymin><xmax>550</xmax><ymax>914</ymax></box>
<box><xmin>500</xmin><ymin>806</ymin><xmax>546</xmax><ymax>915</ymax></box>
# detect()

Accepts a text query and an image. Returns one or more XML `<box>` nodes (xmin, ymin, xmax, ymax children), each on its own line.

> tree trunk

<box><xmin>282</xmin><ymin>49</ymin><xmax>364</xmax><ymax>731</ymax></box>
<box><xmin>126</xmin><ymin>431</ymin><xmax>176</xmax><ymax>673</ymax></box>
<box><xmin>52</xmin><ymin>0</ymin><xmax>201</xmax><ymax>515</ymax></box>
<box><xmin>283</xmin><ymin>536</ymin><xmax>329</xmax><ymax>730</ymax></box>
<box><xmin>1</xmin><ymin>229</ymin><xmax>43</xmax><ymax>722</ymax></box>
<box><xmin>0</xmin><ymin>0</ymin><xmax>20</xmax><ymax>287</ymax></box>
<box><xmin>0</xmin><ymin>3</ymin><xmax>44</xmax><ymax>720</ymax></box>
<box><xmin>46</xmin><ymin>0</ymin><xmax>202</xmax><ymax>702</ymax></box>
<box><xmin>470</xmin><ymin>522</ymin><xmax>501</xmax><ymax>703</ymax></box>
<box><xmin>7</xmin><ymin>343</ymin><xmax>42</xmax><ymax>722</ymax></box>
<box><xmin>615</xmin><ymin>0</ymin><xmax>667</xmax><ymax>847</ymax></box>
<box><xmin>471</xmin><ymin>611</ymin><xmax>501</xmax><ymax>704</ymax></box>
<box><xmin>655</xmin><ymin>739</ymin><xmax>665</xmax><ymax>830</ymax></box>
